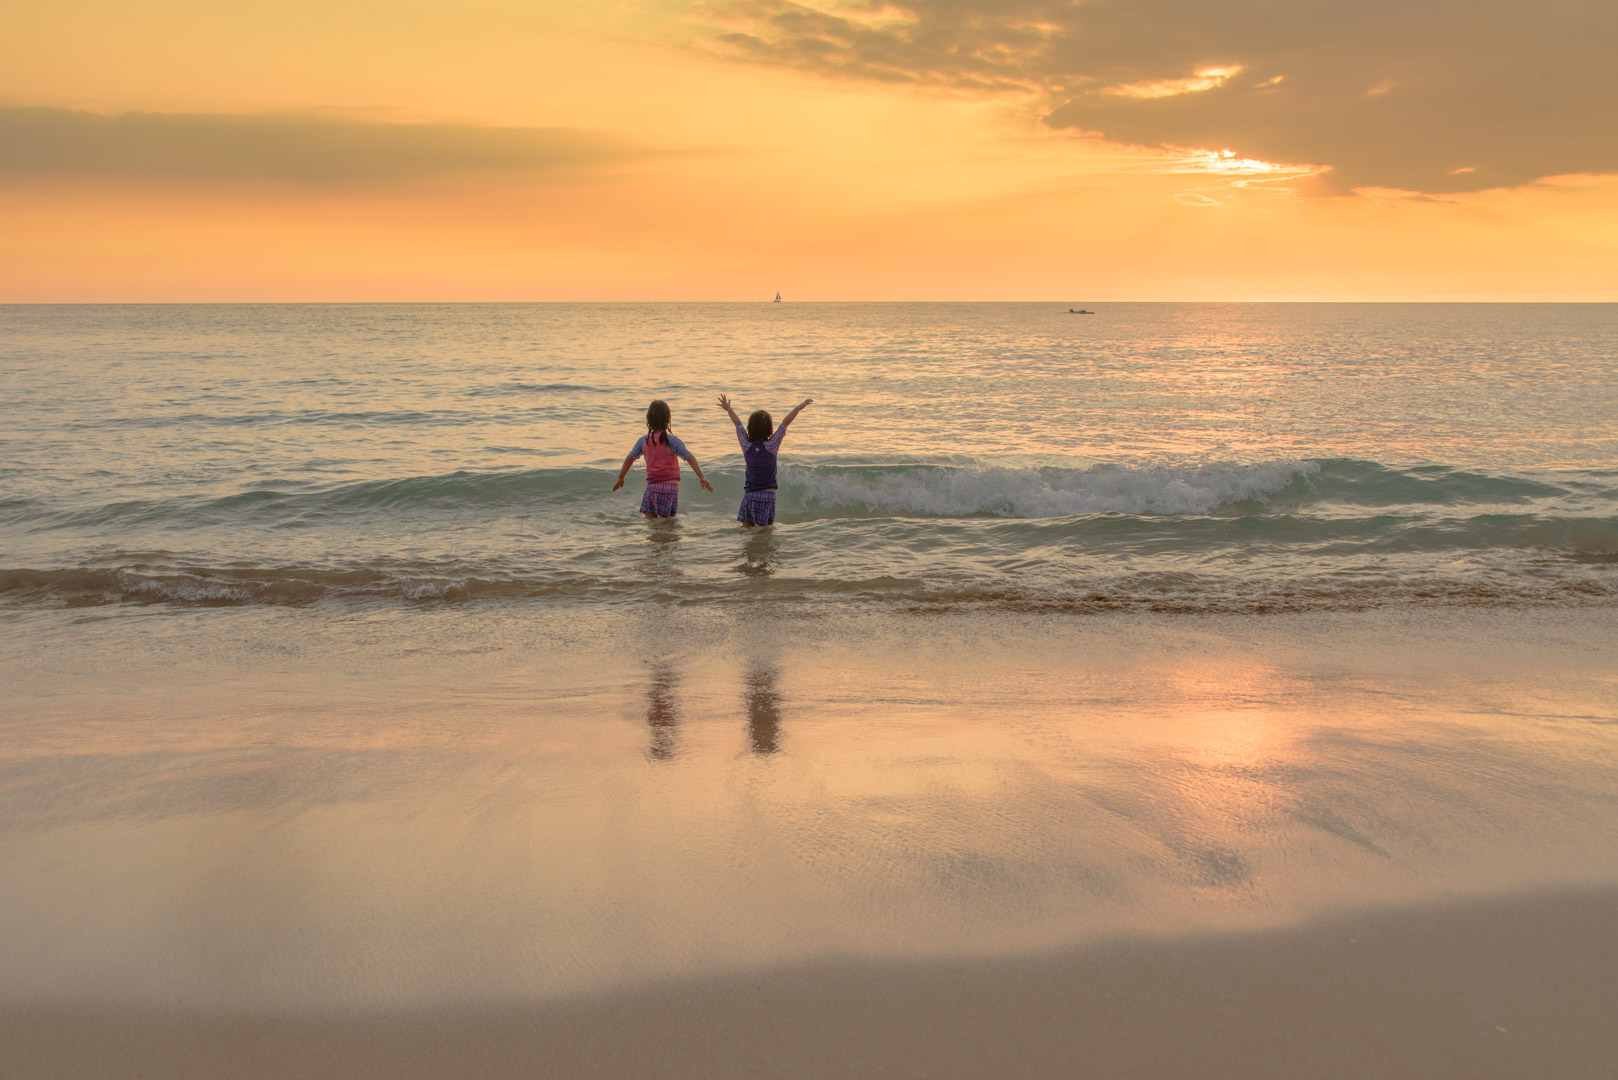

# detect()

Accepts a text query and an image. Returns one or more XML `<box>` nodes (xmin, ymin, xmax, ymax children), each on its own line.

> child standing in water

<box><xmin>716</xmin><ymin>394</ymin><xmax>812</xmax><ymax>526</ymax></box>
<box><xmin>613</xmin><ymin>399</ymin><xmax>713</xmax><ymax>518</ymax></box>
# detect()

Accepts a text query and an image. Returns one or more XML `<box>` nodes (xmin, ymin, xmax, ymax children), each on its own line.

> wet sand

<box><xmin>3</xmin><ymin>605</ymin><xmax>1617</xmax><ymax>1075</ymax></box>
<box><xmin>5</xmin><ymin>887</ymin><xmax>1616</xmax><ymax>1079</ymax></box>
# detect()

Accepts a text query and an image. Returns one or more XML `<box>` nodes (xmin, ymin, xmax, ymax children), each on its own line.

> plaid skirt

<box><xmin>639</xmin><ymin>480</ymin><xmax>680</xmax><ymax>517</ymax></box>
<box><xmin>737</xmin><ymin>489</ymin><xmax>776</xmax><ymax>525</ymax></box>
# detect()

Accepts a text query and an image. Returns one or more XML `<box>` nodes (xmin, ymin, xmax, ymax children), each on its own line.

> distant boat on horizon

<box><xmin>1067</xmin><ymin>308</ymin><xmax>1095</xmax><ymax>314</ymax></box>
<box><xmin>773</xmin><ymin>291</ymin><xmax>782</xmax><ymax>302</ymax></box>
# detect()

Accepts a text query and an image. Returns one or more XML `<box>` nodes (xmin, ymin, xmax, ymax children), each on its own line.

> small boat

<box><xmin>1066</xmin><ymin>308</ymin><xmax>1095</xmax><ymax>314</ymax></box>
<box><xmin>773</xmin><ymin>292</ymin><xmax>782</xmax><ymax>302</ymax></box>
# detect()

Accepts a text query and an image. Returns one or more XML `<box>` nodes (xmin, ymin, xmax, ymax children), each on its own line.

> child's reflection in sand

<box><xmin>745</xmin><ymin>663</ymin><xmax>782</xmax><ymax>756</ymax></box>
<box><xmin>644</xmin><ymin>664</ymin><xmax>680</xmax><ymax>762</ymax></box>
<box><xmin>644</xmin><ymin>661</ymin><xmax>785</xmax><ymax>760</ymax></box>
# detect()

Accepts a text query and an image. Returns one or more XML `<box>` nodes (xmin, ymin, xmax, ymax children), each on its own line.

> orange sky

<box><xmin>4</xmin><ymin>0</ymin><xmax>1616</xmax><ymax>301</ymax></box>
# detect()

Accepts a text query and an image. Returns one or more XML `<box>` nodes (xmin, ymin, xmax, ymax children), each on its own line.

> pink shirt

<box><xmin>629</xmin><ymin>432</ymin><xmax>692</xmax><ymax>484</ymax></box>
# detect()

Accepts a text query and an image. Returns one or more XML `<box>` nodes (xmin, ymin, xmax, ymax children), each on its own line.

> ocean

<box><xmin>3</xmin><ymin>303</ymin><xmax>1618</xmax><ymax>1021</ymax></box>
<box><xmin>3</xmin><ymin>302</ymin><xmax>1616</xmax><ymax>613</ymax></box>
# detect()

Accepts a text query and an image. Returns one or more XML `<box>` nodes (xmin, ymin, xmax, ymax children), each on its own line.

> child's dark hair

<box><xmin>746</xmin><ymin>409</ymin><xmax>773</xmax><ymax>442</ymax></box>
<box><xmin>646</xmin><ymin>399</ymin><xmax>671</xmax><ymax>445</ymax></box>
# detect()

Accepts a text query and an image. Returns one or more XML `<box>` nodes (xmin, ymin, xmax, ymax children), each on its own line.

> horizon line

<box><xmin>4</xmin><ymin>298</ymin><xmax>1617</xmax><ymax>306</ymax></box>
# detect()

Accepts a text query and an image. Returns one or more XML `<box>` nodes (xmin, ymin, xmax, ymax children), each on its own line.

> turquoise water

<box><xmin>2</xmin><ymin>302</ymin><xmax>1615</xmax><ymax>612</ymax></box>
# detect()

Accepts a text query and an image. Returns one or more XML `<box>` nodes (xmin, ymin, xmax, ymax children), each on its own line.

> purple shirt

<box><xmin>736</xmin><ymin>422</ymin><xmax>785</xmax><ymax>493</ymax></box>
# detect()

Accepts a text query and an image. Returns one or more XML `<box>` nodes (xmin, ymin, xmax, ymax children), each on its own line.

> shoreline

<box><xmin>5</xmin><ymin>885</ymin><xmax>1616</xmax><ymax>1078</ymax></box>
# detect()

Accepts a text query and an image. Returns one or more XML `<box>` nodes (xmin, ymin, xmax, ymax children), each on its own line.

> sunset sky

<box><xmin>4</xmin><ymin>0</ymin><xmax>1616</xmax><ymax>301</ymax></box>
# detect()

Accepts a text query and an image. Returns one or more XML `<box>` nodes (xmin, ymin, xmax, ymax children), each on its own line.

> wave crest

<box><xmin>8</xmin><ymin>459</ymin><xmax>1615</xmax><ymax>536</ymax></box>
<box><xmin>787</xmin><ymin>460</ymin><xmax>1318</xmax><ymax>518</ymax></box>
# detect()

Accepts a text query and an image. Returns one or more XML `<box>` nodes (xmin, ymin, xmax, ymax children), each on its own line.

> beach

<box><xmin>6</xmin><ymin>888</ymin><xmax>1617</xmax><ymax>1079</ymax></box>
<box><xmin>3</xmin><ymin>302</ymin><xmax>1617</xmax><ymax>1074</ymax></box>
<box><xmin>4</xmin><ymin>604</ymin><xmax>1618</xmax><ymax>1076</ymax></box>
<box><xmin>7</xmin><ymin>888</ymin><xmax>1618</xmax><ymax>1079</ymax></box>
<box><xmin>10</xmin><ymin>0</ymin><xmax>1618</xmax><ymax>1060</ymax></box>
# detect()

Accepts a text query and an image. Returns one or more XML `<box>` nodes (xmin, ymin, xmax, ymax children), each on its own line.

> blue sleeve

<box><xmin>667</xmin><ymin>434</ymin><xmax>694</xmax><ymax>462</ymax></box>
<box><xmin>627</xmin><ymin>435</ymin><xmax>646</xmax><ymax>461</ymax></box>
<box><xmin>735</xmin><ymin>420</ymin><xmax>749</xmax><ymax>451</ymax></box>
<box><xmin>767</xmin><ymin>427</ymin><xmax>786</xmax><ymax>453</ymax></box>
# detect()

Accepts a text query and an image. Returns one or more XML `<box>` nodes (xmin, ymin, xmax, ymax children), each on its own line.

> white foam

<box><xmin>125</xmin><ymin>576</ymin><xmax>252</xmax><ymax>603</ymax></box>
<box><xmin>400</xmin><ymin>578</ymin><xmax>463</xmax><ymax>600</ymax></box>
<box><xmin>789</xmin><ymin>460</ymin><xmax>1318</xmax><ymax>518</ymax></box>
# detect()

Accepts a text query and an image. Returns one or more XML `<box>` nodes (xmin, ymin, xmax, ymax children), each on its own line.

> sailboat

<box><xmin>773</xmin><ymin>291</ymin><xmax>782</xmax><ymax>302</ymax></box>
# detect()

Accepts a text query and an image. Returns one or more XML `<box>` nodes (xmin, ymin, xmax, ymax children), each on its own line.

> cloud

<box><xmin>700</xmin><ymin>0</ymin><xmax>1618</xmax><ymax>194</ymax></box>
<box><xmin>0</xmin><ymin>108</ymin><xmax>652</xmax><ymax>187</ymax></box>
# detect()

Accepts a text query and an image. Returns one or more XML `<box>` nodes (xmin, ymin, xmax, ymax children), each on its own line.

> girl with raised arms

<box><xmin>612</xmin><ymin>399</ymin><xmax>713</xmax><ymax>518</ymax></box>
<box><xmin>716</xmin><ymin>394</ymin><xmax>812</xmax><ymax>527</ymax></box>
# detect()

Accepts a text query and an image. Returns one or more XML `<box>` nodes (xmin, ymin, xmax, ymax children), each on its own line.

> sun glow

<box><xmin>3</xmin><ymin>1</ymin><xmax>1617</xmax><ymax>299</ymax></box>
<box><xmin>1106</xmin><ymin>65</ymin><xmax>1244</xmax><ymax>99</ymax></box>
<box><xmin>1158</xmin><ymin>147</ymin><xmax>1324</xmax><ymax>179</ymax></box>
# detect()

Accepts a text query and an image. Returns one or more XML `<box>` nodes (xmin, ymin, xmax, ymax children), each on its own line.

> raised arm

<box><xmin>778</xmin><ymin>397</ymin><xmax>814</xmax><ymax>432</ymax></box>
<box><xmin>717</xmin><ymin>393</ymin><xmax>749</xmax><ymax>450</ymax></box>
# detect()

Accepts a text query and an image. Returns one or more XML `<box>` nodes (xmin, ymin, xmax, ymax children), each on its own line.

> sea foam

<box><xmin>787</xmin><ymin>460</ymin><xmax>1319</xmax><ymax>518</ymax></box>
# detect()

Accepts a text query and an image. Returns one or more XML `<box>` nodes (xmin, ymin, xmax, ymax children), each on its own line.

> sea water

<box><xmin>2</xmin><ymin>302</ymin><xmax>1616</xmax><ymax>613</ymax></box>
<box><xmin>3</xmin><ymin>303</ymin><xmax>1618</xmax><ymax>1010</ymax></box>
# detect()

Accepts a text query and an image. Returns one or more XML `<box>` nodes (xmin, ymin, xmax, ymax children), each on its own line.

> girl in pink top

<box><xmin>612</xmin><ymin>399</ymin><xmax>713</xmax><ymax>518</ymax></box>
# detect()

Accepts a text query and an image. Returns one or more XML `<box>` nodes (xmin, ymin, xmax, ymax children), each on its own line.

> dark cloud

<box><xmin>0</xmin><ymin>108</ymin><xmax>650</xmax><ymax>186</ymax></box>
<box><xmin>703</xmin><ymin>0</ymin><xmax>1618</xmax><ymax>193</ymax></box>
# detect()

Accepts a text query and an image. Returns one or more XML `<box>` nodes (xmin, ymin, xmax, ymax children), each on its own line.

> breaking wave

<box><xmin>786</xmin><ymin>460</ymin><xmax>1317</xmax><ymax>518</ymax></box>
<box><xmin>4</xmin><ymin>458</ymin><xmax>1614</xmax><ymax>613</ymax></box>
<box><xmin>10</xmin><ymin>458</ymin><xmax>1608</xmax><ymax>532</ymax></box>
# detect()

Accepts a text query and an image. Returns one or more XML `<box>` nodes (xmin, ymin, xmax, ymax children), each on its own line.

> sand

<box><xmin>5</xmin><ymin>887</ymin><xmax>1616</xmax><ymax>1079</ymax></box>
<box><xmin>4</xmin><ymin>605</ymin><xmax>1618</xmax><ymax>1076</ymax></box>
